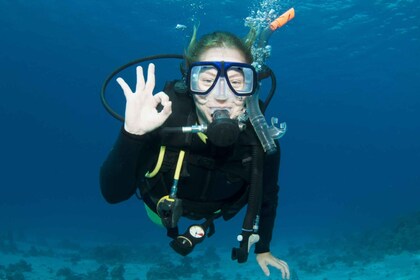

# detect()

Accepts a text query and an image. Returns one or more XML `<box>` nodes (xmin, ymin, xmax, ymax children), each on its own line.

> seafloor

<box><xmin>1</xmin><ymin>212</ymin><xmax>419</xmax><ymax>280</ymax></box>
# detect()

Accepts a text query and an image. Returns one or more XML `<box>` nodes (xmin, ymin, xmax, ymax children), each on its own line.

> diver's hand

<box><xmin>256</xmin><ymin>252</ymin><xmax>290</xmax><ymax>279</ymax></box>
<box><xmin>116</xmin><ymin>63</ymin><xmax>172</xmax><ymax>135</ymax></box>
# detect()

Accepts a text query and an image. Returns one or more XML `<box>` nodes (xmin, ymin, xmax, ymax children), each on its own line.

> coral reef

<box><xmin>90</xmin><ymin>245</ymin><xmax>128</xmax><ymax>264</ymax></box>
<box><xmin>110</xmin><ymin>264</ymin><xmax>125</xmax><ymax>280</ymax></box>
<box><xmin>286</xmin><ymin>211</ymin><xmax>420</xmax><ymax>274</ymax></box>
<box><xmin>56</xmin><ymin>264</ymin><xmax>125</xmax><ymax>280</ymax></box>
<box><xmin>0</xmin><ymin>229</ymin><xmax>231</xmax><ymax>279</ymax></box>
<box><xmin>145</xmin><ymin>247</ymin><xmax>229</xmax><ymax>280</ymax></box>
<box><xmin>0</xmin><ymin>231</ymin><xmax>19</xmax><ymax>254</ymax></box>
<box><xmin>25</xmin><ymin>245</ymin><xmax>55</xmax><ymax>258</ymax></box>
<box><xmin>87</xmin><ymin>244</ymin><xmax>170</xmax><ymax>265</ymax></box>
<box><xmin>0</xmin><ymin>259</ymin><xmax>32</xmax><ymax>280</ymax></box>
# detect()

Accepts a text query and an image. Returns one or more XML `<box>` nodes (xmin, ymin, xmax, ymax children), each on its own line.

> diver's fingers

<box><xmin>282</xmin><ymin>261</ymin><xmax>291</xmax><ymax>280</ymax></box>
<box><xmin>135</xmin><ymin>66</ymin><xmax>146</xmax><ymax>93</ymax></box>
<box><xmin>257</xmin><ymin>254</ymin><xmax>290</xmax><ymax>279</ymax></box>
<box><xmin>271</xmin><ymin>259</ymin><xmax>290</xmax><ymax>279</ymax></box>
<box><xmin>256</xmin><ymin>254</ymin><xmax>271</xmax><ymax>276</ymax></box>
<box><xmin>116</xmin><ymin>77</ymin><xmax>133</xmax><ymax>99</ymax></box>
<box><xmin>278</xmin><ymin>259</ymin><xmax>290</xmax><ymax>272</ymax></box>
<box><xmin>145</xmin><ymin>63</ymin><xmax>156</xmax><ymax>94</ymax></box>
<box><xmin>154</xmin><ymin>91</ymin><xmax>172</xmax><ymax>118</ymax></box>
<box><xmin>160</xmin><ymin>100</ymin><xmax>172</xmax><ymax>118</ymax></box>
<box><xmin>260</xmin><ymin>263</ymin><xmax>270</xmax><ymax>277</ymax></box>
<box><xmin>153</xmin><ymin>91</ymin><xmax>169</xmax><ymax>104</ymax></box>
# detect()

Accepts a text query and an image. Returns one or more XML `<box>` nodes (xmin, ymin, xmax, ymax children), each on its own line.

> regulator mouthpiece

<box><xmin>206</xmin><ymin>110</ymin><xmax>240</xmax><ymax>147</ymax></box>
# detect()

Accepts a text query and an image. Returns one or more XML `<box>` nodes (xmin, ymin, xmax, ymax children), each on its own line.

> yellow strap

<box><xmin>145</xmin><ymin>146</ymin><xmax>166</xmax><ymax>178</ymax></box>
<box><xmin>174</xmin><ymin>150</ymin><xmax>186</xmax><ymax>180</ymax></box>
<box><xmin>197</xmin><ymin>132</ymin><xmax>207</xmax><ymax>144</ymax></box>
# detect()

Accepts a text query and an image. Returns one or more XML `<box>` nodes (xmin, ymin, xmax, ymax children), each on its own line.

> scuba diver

<box><xmin>100</xmin><ymin>12</ymin><xmax>294</xmax><ymax>278</ymax></box>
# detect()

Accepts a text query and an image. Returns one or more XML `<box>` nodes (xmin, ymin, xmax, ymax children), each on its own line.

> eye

<box><xmin>200</xmin><ymin>77</ymin><xmax>215</xmax><ymax>85</ymax></box>
<box><xmin>227</xmin><ymin>68</ymin><xmax>245</xmax><ymax>89</ymax></box>
<box><xmin>198</xmin><ymin>69</ymin><xmax>217</xmax><ymax>87</ymax></box>
<box><xmin>229</xmin><ymin>79</ymin><xmax>244</xmax><ymax>89</ymax></box>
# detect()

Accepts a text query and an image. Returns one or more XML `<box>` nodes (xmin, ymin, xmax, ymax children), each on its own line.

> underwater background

<box><xmin>1</xmin><ymin>0</ymin><xmax>419</xmax><ymax>279</ymax></box>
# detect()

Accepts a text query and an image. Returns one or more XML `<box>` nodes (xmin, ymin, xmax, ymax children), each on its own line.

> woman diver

<box><xmin>100</xmin><ymin>30</ymin><xmax>290</xmax><ymax>279</ymax></box>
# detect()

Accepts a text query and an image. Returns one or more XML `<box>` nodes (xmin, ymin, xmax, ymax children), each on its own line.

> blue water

<box><xmin>1</xmin><ymin>0</ymin><xmax>419</xmax><ymax>278</ymax></box>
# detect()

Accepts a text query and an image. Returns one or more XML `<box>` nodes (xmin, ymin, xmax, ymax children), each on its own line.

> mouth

<box><xmin>209</xmin><ymin>107</ymin><xmax>231</xmax><ymax>115</ymax></box>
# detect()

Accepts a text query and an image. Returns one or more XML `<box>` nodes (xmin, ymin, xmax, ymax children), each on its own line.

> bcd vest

<box><xmin>138</xmin><ymin>80</ymin><xmax>260</xmax><ymax>221</ymax></box>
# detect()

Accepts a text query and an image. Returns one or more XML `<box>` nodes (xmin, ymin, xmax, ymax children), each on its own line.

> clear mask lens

<box><xmin>189</xmin><ymin>62</ymin><xmax>256</xmax><ymax>96</ymax></box>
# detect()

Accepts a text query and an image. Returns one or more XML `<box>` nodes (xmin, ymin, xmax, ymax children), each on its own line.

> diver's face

<box><xmin>192</xmin><ymin>47</ymin><xmax>247</xmax><ymax>125</ymax></box>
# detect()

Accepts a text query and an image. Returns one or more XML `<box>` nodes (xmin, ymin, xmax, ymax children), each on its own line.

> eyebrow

<box><xmin>228</xmin><ymin>72</ymin><xmax>244</xmax><ymax>78</ymax></box>
<box><xmin>200</xmin><ymin>70</ymin><xmax>217</xmax><ymax>77</ymax></box>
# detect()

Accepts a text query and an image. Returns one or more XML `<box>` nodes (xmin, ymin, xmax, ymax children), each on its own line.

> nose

<box><xmin>212</xmin><ymin>78</ymin><xmax>232</xmax><ymax>101</ymax></box>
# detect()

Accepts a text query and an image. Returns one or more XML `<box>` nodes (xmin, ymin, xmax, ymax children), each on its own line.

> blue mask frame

<box><xmin>187</xmin><ymin>61</ymin><xmax>258</xmax><ymax>96</ymax></box>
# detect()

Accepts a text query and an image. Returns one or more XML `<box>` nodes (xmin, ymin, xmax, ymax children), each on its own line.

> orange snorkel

<box><xmin>256</xmin><ymin>8</ymin><xmax>295</xmax><ymax>48</ymax></box>
<box><xmin>269</xmin><ymin>8</ymin><xmax>295</xmax><ymax>31</ymax></box>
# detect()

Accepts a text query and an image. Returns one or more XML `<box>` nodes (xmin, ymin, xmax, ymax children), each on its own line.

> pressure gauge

<box><xmin>189</xmin><ymin>225</ymin><xmax>205</xmax><ymax>239</ymax></box>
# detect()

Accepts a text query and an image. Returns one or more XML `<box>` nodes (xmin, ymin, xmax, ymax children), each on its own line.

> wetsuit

<box><xmin>99</xmin><ymin>81</ymin><xmax>281</xmax><ymax>254</ymax></box>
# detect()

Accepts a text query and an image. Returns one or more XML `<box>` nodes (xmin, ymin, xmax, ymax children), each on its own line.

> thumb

<box><xmin>259</xmin><ymin>262</ymin><xmax>270</xmax><ymax>277</ymax></box>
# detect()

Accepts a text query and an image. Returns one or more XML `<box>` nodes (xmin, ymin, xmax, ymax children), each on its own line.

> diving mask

<box><xmin>187</xmin><ymin>61</ymin><xmax>257</xmax><ymax>96</ymax></box>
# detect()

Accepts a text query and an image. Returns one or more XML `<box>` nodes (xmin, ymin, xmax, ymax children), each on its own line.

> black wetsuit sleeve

<box><xmin>99</xmin><ymin>127</ymin><xmax>157</xmax><ymax>204</ymax></box>
<box><xmin>254</xmin><ymin>144</ymin><xmax>281</xmax><ymax>254</ymax></box>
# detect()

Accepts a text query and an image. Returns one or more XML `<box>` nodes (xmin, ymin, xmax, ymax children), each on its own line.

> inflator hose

<box><xmin>244</xmin><ymin>144</ymin><xmax>264</xmax><ymax>230</ymax></box>
<box><xmin>100</xmin><ymin>54</ymin><xmax>184</xmax><ymax>122</ymax></box>
<box><xmin>231</xmin><ymin>144</ymin><xmax>264</xmax><ymax>263</ymax></box>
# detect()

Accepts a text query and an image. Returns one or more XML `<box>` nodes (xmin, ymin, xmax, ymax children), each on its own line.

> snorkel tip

<box><xmin>269</xmin><ymin>8</ymin><xmax>295</xmax><ymax>31</ymax></box>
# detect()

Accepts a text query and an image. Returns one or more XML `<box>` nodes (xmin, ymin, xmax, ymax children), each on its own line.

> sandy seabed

<box><xmin>1</xmin><ymin>235</ymin><xmax>419</xmax><ymax>280</ymax></box>
<box><xmin>2</xmin><ymin>212</ymin><xmax>420</xmax><ymax>279</ymax></box>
